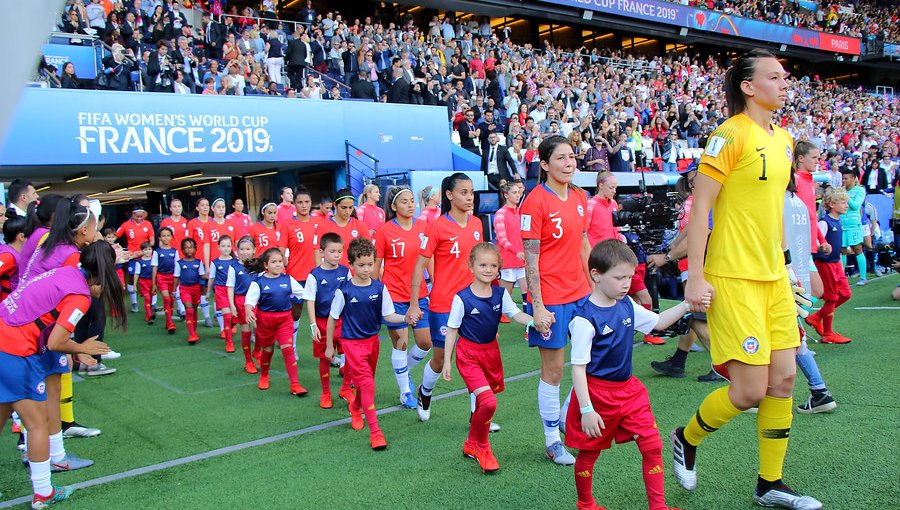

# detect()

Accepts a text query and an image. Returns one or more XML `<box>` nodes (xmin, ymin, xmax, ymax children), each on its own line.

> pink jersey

<box><xmin>357</xmin><ymin>203</ymin><xmax>386</xmax><ymax>236</ymax></box>
<box><xmin>276</xmin><ymin>203</ymin><xmax>296</xmax><ymax>226</ymax></box>
<box><xmin>585</xmin><ymin>196</ymin><xmax>620</xmax><ymax>248</ymax></box>
<box><xmin>493</xmin><ymin>204</ymin><xmax>524</xmax><ymax>269</ymax></box>
<box><xmin>374</xmin><ymin>219</ymin><xmax>428</xmax><ymax>302</ymax></box>
<box><xmin>226</xmin><ymin>212</ymin><xmax>252</xmax><ymax>240</ymax></box>
<box><xmin>795</xmin><ymin>171</ymin><xmax>826</xmax><ymax>252</ymax></box>
<box><xmin>417</xmin><ymin>206</ymin><xmax>440</xmax><ymax>225</ymax></box>
<box><xmin>421</xmin><ymin>214</ymin><xmax>483</xmax><ymax>313</ymax></box>
<box><xmin>519</xmin><ymin>184</ymin><xmax>591</xmax><ymax>306</ymax></box>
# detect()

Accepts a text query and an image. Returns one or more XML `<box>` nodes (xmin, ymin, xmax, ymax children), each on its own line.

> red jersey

<box><xmin>0</xmin><ymin>294</ymin><xmax>90</xmax><ymax>356</ymax></box>
<box><xmin>226</xmin><ymin>212</ymin><xmax>252</xmax><ymax>240</ymax></box>
<box><xmin>276</xmin><ymin>203</ymin><xmax>296</xmax><ymax>226</ymax></box>
<box><xmin>203</xmin><ymin>218</ymin><xmax>236</xmax><ymax>262</ymax></box>
<box><xmin>417</xmin><ymin>206</ymin><xmax>440</xmax><ymax>225</ymax></box>
<box><xmin>421</xmin><ymin>214</ymin><xmax>483</xmax><ymax>313</ymax></box>
<box><xmin>585</xmin><ymin>196</ymin><xmax>620</xmax><ymax>248</ymax></box>
<box><xmin>315</xmin><ymin>217</ymin><xmax>370</xmax><ymax>266</ymax></box>
<box><xmin>374</xmin><ymin>219</ymin><xmax>429</xmax><ymax>302</ymax></box>
<box><xmin>493</xmin><ymin>204</ymin><xmax>524</xmax><ymax>270</ymax></box>
<box><xmin>187</xmin><ymin>217</ymin><xmax>211</xmax><ymax>246</ymax></box>
<box><xmin>278</xmin><ymin>218</ymin><xmax>318</xmax><ymax>282</ymax></box>
<box><xmin>519</xmin><ymin>184</ymin><xmax>591</xmax><ymax>306</ymax></box>
<box><xmin>160</xmin><ymin>216</ymin><xmax>190</xmax><ymax>255</ymax></box>
<box><xmin>115</xmin><ymin>219</ymin><xmax>154</xmax><ymax>253</ymax></box>
<box><xmin>248</xmin><ymin>223</ymin><xmax>281</xmax><ymax>256</ymax></box>
<box><xmin>0</xmin><ymin>251</ymin><xmax>18</xmax><ymax>301</ymax></box>
<box><xmin>357</xmin><ymin>203</ymin><xmax>386</xmax><ymax>236</ymax></box>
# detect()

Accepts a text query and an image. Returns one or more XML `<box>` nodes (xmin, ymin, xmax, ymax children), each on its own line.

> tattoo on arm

<box><xmin>523</xmin><ymin>239</ymin><xmax>542</xmax><ymax>308</ymax></box>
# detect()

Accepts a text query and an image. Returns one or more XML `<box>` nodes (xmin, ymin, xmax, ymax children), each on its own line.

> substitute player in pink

<box><xmin>326</xmin><ymin>238</ymin><xmax>407</xmax><ymax>450</ymax></box>
<box><xmin>441</xmin><ymin>243</ymin><xmax>537</xmax><ymax>473</ymax></box>
<box><xmin>207</xmin><ymin>236</ymin><xmax>239</xmax><ymax>352</ymax></box>
<box><xmin>155</xmin><ymin>227</ymin><xmax>179</xmax><ymax>333</ymax></box>
<box><xmin>357</xmin><ymin>184</ymin><xmax>386</xmax><ymax>238</ymax></box>
<box><xmin>174</xmin><ymin>238</ymin><xmax>205</xmax><ymax>344</ymax></box>
<box><xmin>226</xmin><ymin>198</ymin><xmax>252</xmax><ymax>240</ymax></box>
<box><xmin>493</xmin><ymin>181</ymin><xmax>527</xmax><ymax>316</ymax></box>
<box><xmin>567</xmin><ymin>239</ymin><xmax>697</xmax><ymax>510</ymax></box>
<box><xmin>244</xmin><ymin>248</ymin><xmax>308</xmax><ymax>396</ymax></box>
<box><xmin>374</xmin><ymin>186</ymin><xmax>432</xmax><ymax>409</ymax></box>
<box><xmin>520</xmin><ymin>135</ymin><xmax>592</xmax><ymax>465</ymax></box>
<box><xmin>227</xmin><ymin>236</ymin><xmax>260</xmax><ymax>374</ymax></box>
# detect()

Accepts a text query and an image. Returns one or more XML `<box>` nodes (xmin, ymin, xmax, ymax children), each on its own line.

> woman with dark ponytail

<box><xmin>0</xmin><ymin>214</ymin><xmax>28</xmax><ymax>301</ymax></box>
<box><xmin>670</xmin><ymin>49</ymin><xmax>823</xmax><ymax>510</ymax></box>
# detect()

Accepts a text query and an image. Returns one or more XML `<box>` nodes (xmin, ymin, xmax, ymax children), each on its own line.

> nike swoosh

<box><xmin>756</xmin><ymin>147</ymin><xmax>765</xmax><ymax>152</ymax></box>
<box><xmin>549</xmin><ymin>211</ymin><xmax>560</xmax><ymax>217</ymax></box>
<box><xmin>392</xmin><ymin>238</ymin><xmax>401</xmax><ymax>242</ymax></box>
<box><xmin>449</xmin><ymin>236</ymin><xmax>459</xmax><ymax>241</ymax></box>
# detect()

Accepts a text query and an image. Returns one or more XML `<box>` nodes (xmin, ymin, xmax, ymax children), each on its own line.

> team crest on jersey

<box><xmin>492</xmin><ymin>304</ymin><xmax>500</xmax><ymax>311</ymax></box>
<box><xmin>742</xmin><ymin>337</ymin><xmax>759</xmax><ymax>355</ymax></box>
<box><xmin>474</xmin><ymin>231</ymin><xmax>481</xmax><ymax>240</ymax></box>
<box><xmin>440</xmin><ymin>325</ymin><xmax>448</xmax><ymax>336</ymax></box>
<box><xmin>369</xmin><ymin>294</ymin><xmax>379</xmax><ymax>300</ymax></box>
<box><xmin>59</xmin><ymin>356</ymin><xmax>68</xmax><ymax>367</ymax></box>
<box><xmin>541</xmin><ymin>329</ymin><xmax>553</xmax><ymax>340</ymax></box>
<box><xmin>785</xmin><ymin>146</ymin><xmax>792</xmax><ymax>160</ymax></box>
<box><xmin>577</xmin><ymin>205</ymin><xmax>584</xmax><ymax>217</ymax></box>
<box><xmin>622</xmin><ymin>317</ymin><xmax>632</xmax><ymax>327</ymax></box>
<box><xmin>36</xmin><ymin>382</ymin><xmax>46</xmax><ymax>394</ymax></box>
<box><xmin>351</xmin><ymin>230</ymin><xmax>359</xmax><ymax>237</ymax></box>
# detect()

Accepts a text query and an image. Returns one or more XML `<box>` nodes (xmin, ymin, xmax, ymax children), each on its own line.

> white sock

<box><xmin>48</xmin><ymin>431</ymin><xmax>66</xmax><ymax>464</ymax></box>
<box><xmin>127</xmin><ymin>285</ymin><xmax>137</xmax><ymax>306</ymax></box>
<box><xmin>22</xmin><ymin>427</ymin><xmax>28</xmax><ymax>455</ymax></box>
<box><xmin>151</xmin><ymin>294</ymin><xmax>158</xmax><ymax>307</ymax></box>
<box><xmin>293</xmin><ymin>320</ymin><xmax>301</xmax><ymax>360</ymax></box>
<box><xmin>215</xmin><ymin>310</ymin><xmax>224</xmax><ymax>331</ymax></box>
<box><xmin>12</xmin><ymin>412</ymin><xmax>21</xmax><ymax>427</ymax></box>
<box><xmin>407</xmin><ymin>345</ymin><xmax>429</xmax><ymax>371</ymax></box>
<box><xmin>538</xmin><ymin>379</ymin><xmax>561</xmax><ymax>447</ymax></box>
<box><xmin>175</xmin><ymin>291</ymin><xmax>186</xmax><ymax>315</ymax></box>
<box><xmin>420</xmin><ymin>363</ymin><xmax>440</xmax><ymax>396</ymax></box>
<box><xmin>391</xmin><ymin>348</ymin><xmax>410</xmax><ymax>393</ymax></box>
<box><xmin>560</xmin><ymin>388</ymin><xmax>572</xmax><ymax>434</ymax></box>
<box><xmin>28</xmin><ymin>459</ymin><xmax>53</xmax><ymax>498</ymax></box>
<box><xmin>337</xmin><ymin>353</ymin><xmax>345</xmax><ymax>368</ymax></box>
<box><xmin>199</xmin><ymin>295</ymin><xmax>210</xmax><ymax>320</ymax></box>
<box><xmin>470</xmin><ymin>392</ymin><xmax>477</xmax><ymax>413</ymax></box>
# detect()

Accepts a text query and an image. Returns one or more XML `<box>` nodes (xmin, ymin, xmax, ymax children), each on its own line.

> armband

<box><xmin>783</xmin><ymin>249</ymin><xmax>792</xmax><ymax>265</ymax></box>
<box><xmin>580</xmin><ymin>404</ymin><xmax>595</xmax><ymax>415</ymax></box>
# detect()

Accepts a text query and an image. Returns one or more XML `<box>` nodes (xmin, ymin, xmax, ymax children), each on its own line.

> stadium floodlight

<box><xmin>583</xmin><ymin>10</ymin><xmax>592</xmax><ymax>20</ymax></box>
<box><xmin>65</xmin><ymin>172</ymin><xmax>89</xmax><ymax>183</ymax></box>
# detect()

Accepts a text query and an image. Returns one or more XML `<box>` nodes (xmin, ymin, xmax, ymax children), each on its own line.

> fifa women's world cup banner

<box><xmin>540</xmin><ymin>0</ymin><xmax>861</xmax><ymax>56</ymax></box>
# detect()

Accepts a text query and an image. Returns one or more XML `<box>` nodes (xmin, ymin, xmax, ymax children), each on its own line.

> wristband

<box><xmin>783</xmin><ymin>249</ymin><xmax>792</xmax><ymax>265</ymax></box>
<box><xmin>310</xmin><ymin>324</ymin><xmax>317</xmax><ymax>333</ymax></box>
<box><xmin>580</xmin><ymin>404</ymin><xmax>594</xmax><ymax>414</ymax></box>
<box><xmin>526</xmin><ymin>319</ymin><xmax>535</xmax><ymax>330</ymax></box>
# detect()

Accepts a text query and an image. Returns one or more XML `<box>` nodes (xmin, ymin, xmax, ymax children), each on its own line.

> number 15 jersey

<box><xmin>699</xmin><ymin>113</ymin><xmax>793</xmax><ymax>281</ymax></box>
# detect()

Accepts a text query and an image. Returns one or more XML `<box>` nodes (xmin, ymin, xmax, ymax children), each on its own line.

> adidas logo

<box><xmin>647</xmin><ymin>465</ymin><xmax>663</xmax><ymax>475</ymax></box>
<box><xmin>575</xmin><ymin>470</ymin><xmax>592</xmax><ymax>478</ymax></box>
<box><xmin>601</xmin><ymin>325</ymin><xmax>614</xmax><ymax>335</ymax></box>
<box><xmin>350</xmin><ymin>297</ymin><xmax>358</xmax><ymax>303</ymax></box>
<box><xmin>263</xmin><ymin>285</ymin><xmax>270</xmax><ymax>290</ymax></box>
<box><xmin>321</xmin><ymin>279</ymin><xmax>327</xmax><ymax>284</ymax></box>
<box><xmin>471</xmin><ymin>307</ymin><xmax>480</xmax><ymax>315</ymax></box>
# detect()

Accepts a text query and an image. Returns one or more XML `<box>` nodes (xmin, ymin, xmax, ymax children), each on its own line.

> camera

<box><xmin>612</xmin><ymin>190</ymin><xmax>684</xmax><ymax>254</ymax></box>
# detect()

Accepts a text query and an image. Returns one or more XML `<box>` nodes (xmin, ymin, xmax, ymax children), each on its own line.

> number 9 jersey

<box><xmin>699</xmin><ymin>113</ymin><xmax>794</xmax><ymax>282</ymax></box>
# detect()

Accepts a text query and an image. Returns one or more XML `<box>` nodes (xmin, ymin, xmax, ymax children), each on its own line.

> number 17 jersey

<box><xmin>421</xmin><ymin>214</ymin><xmax>482</xmax><ymax>313</ymax></box>
<box><xmin>374</xmin><ymin>219</ymin><xmax>428</xmax><ymax>303</ymax></box>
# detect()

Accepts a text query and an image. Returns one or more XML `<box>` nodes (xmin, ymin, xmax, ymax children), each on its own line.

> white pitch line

<box><xmin>854</xmin><ymin>307</ymin><xmax>900</xmax><ymax>310</ymax></box>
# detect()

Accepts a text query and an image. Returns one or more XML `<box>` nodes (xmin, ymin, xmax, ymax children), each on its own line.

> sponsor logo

<box><xmin>742</xmin><ymin>336</ymin><xmax>760</xmax><ymax>355</ymax></box>
<box><xmin>369</xmin><ymin>294</ymin><xmax>379</xmax><ymax>300</ymax></box>
<box><xmin>471</xmin><ymin>307</ymin><xmax>480</xmax><ymax>315</ymax></box>
<box><xmin>549</xmin><ymin>211</ymin><xmax>560</xmax><ymax>218</ymax></box>
<box><xmin>492</xmin><ymin>304</ymin><xmax>500</xmax><ymax>311</ymax></box>
<box><xmin>705</xmin><ymin>135</ymin><xmax>726</xmax><ymax>157</ymax></box>
<box><xmin>520</xmin><ymin>214</ymin><xmax>532</xmax><ymax>231</ymax></box>
<box><xmin>575</xmin><ymin>470</ymin><xmax>592</xmax><ymax>478</ymax></box>
<box><xmin>622</xmin><ymin>317</ymin><xmax>632</xmax><ymax>327</ymax></box>
<box><xmin>601</xmin><ymin>325</ymin><xmax>614</xmax><ymax>335</ymax></box>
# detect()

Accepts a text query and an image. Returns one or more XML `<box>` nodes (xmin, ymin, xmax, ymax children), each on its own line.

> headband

<box><xmin>391</xmin><ymin>187</ymin><xmax>413</xmax><ymax>205</ymax></box>
<box><xmin>426</xmin><ymin>187</ymin><xmax>438</xmax><ymax>200</ymax></box>
<box><xmin>75</xmin><ymin>210</ymin><xmax>93</xmax><ymax>231</ymax></box>
<box><xmin>260</xmin><ymin>202</ymin><xmax>276</xmax><ymax>213</ymax></box>
<box><xmin>132</xmin><ymin>208</ymin><xmax>146</xmax><ymax>213</ymax></box>
<box><xmin>334</xmin><ymin>194</ymin><xmax>355</xmax><ymax>203</ymax></box>
<box><xmin>211</xmin><ymin>197</ymin><xmax>225</xmax><ymax>206</ymax></box>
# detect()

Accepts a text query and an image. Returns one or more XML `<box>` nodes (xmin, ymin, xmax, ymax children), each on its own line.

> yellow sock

<box><xmin>683</xmin><ymin>385</ymin><xmax>742</xmax><ymax>446</ymax></box>
<box><xmin>60</xmin><ymin>370</ymin><xmax>74</xmax><ymax>423</ymax></box>
<box><xmin>757</xmin><ymin>395</ymin><xmax>792</xmax><ymax>482</ymax></box>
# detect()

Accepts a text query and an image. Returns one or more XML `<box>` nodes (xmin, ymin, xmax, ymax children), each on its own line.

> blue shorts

<box><xmin>125</xmin><ymin>259</ymin><xmax>139</xmax><ymax>276</ymax></box>
<box><xmin>386</xmin><ymin>298</ymin><xmax>430</xmax><ymax>331</ymax></box>
<box><xmin>39</xmin><ymin>349</ymin><xmax>70</xmax><ymax>376</ymax></box>
<box><xmin>429</xmin><ymin>312</ymin><xmax>451</xmax><ymax>349</ymax></box>
<box><xmin>527</xmin><ymin>295</ymin><xmax>590</xmax><ymax>349</ymax></box>
<box><xmin>0</xmin><ymin>352</ymin><xmax>47</xmax><ymax>403</ymax></box>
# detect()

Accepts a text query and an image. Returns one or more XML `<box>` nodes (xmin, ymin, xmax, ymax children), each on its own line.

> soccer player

<box><xmin>0</xmin><ymin>241</ymin><xmax>122</xmax><ymax>509</ymax></box>
<box><xmin>155</xmin><ymin>227</ymin><xmax>179</xmax><ymax>334</ymax></box>
<box><xmin>133</xmin><ymin>242</ymin><xmax>158</xmax><ymax>324</ymax></box>
<box><xmin>406</xmin><ymin>173</ymin><xmax>482</xmax><ymax>422</ymax></box>
<box><xmin>839</xmin><ymin>168</ymin><xmax>867</xmax><ymax>285</ymax></box>
<box><xmin>188</xmin><ymin>198</ymin><xmax>213</xmax><ymax>327</ymax></box>
<box><xmin>303</xmin><ymin>233</ymin><xmax>354</xmax><ymax>409</ymax></box>
<box><xmin>0</xmin><ymin>214</ymin><xmax>27</xmax><ymax>301</ymax></box>
<box><xmin>493</xmin><ymin>181</ymin><xmax>527</xmax><ymax>318</ymax></box>
<box><xmin>441</xmin><ymin>243</ymin><xmax>536</xmax><ymax>473</ymax></box>
<box><xmin>207</xmin><ymin>236</ymin><xmax>239</xmax><ymax>352</ymax></box>
<box><xmin>276</xmin><ymin>186</ymin><xmax>297</xmax><ymax>225</ymax></box>
<box><xmin>244</xmin><ymin>248</ymin><xmax>307</xmax><ymax>396</ymax></box>
<box><xmin>314</xmin><ymin>188</ymin><xmax>370</xmax><ymax>267</ymax></box>
<box><xmin>357</xmin><ymin>183</ymin><xmax>385</xmax><ymax>238</ymax></box>
<box><xmin>226</xmin><ymin>197</ymin><xmax>252</xmax><ymax>240</ymax></box>
<box><xmin>278</xmin><ymin>186</ymin><xmax>319</xmax><ymax>360</ymax></box>
<box><xmin>326</xmin><ymin>238</ymin><xmax>407</xmax><ymax>450</ymax></box>
<box><xmin>202</xmin><ymin>198</ymin><xmax>236</xmax><ymax>268</ymax></box>
<box><xmin>174</xmin><ymin>238</ymin><xmax>205</xmax><ymax>344</ymax></box>
<box><xmin>249</xmin><ymin>202</ymin><xmax>281</xmax><ymax>256</ymax></box>
<box><xmin>567</xmin><ymin>239</ymin><xmax>692</xmax><ymax>510</ymax></box>
<box><xmin>417</xmin><ymin>186</ymin><xmax>441</xmax><ymax>225</ymax></box>
<box><xmin>115</xmin><ymin>205</ymin><xmax>155</xmax><ymax>313</ymax></box>
<box><xmin>670</xmin><ymin>49</ymin><xmax>823</xmax><ymax>509</ymax></box>
<box><xmin>519</xmin><ymin>136</ymin><xmax>592</xmax><ymax>466</ymax></box>
<box><xmin>227</xmin><ymin>236</ymin><xmax>259</xmax><ymax>374</ymax></box>
<box><xmin>311</xmin><ymin>195</ymin><xmax>333</xmax><ymax>220</ymax></box>
<box><xmin>806</xmin><ymin>188</ymin><xmax>853</xmax><ymax>344</ymax></box>
<box><xmin>374</xmin><ymin>186</ymin><xmax>431</xmax><ymax>409</ymax></box>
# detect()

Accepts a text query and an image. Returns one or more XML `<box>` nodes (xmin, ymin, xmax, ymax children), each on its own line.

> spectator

<box><xmin>200</xmin><ymin>12</ymin><xmax>224</xmax><ymax>59</ymax></box>
<box><xmin>173</xmin><ymin>69</ymin><xmax>192</xmax><ymax>94</ymax></box>
<box><xmin>226</xmin><ymin>60</ymin><xmax>246</xmax><ymax>96</ymax></box>
<box><xmin>265</xmin><ymin>30</ymin><xmax>285</xmax><ymax>85</ymax></box>
<box><xmin>458</xmin><ymin>108</ymin><xmax>481</xmax><ymax>155</ymax></box>
<box><xmin>60</xmin><ymin>62</ymin><xmax>80</xmax><ymax>90</ymax></box>
<box><xmin>351</xmin><ymin>71</ymin><xmax>376</xmax><ymax>101</ymax></box>
<box><xmin>299</xmin><ymin>0</ymin><xmax>316</xmax><ymax>26</ymax></box>
<box><xmin>300</xmin><ymin>75</ymin><xmax>325</xmax><ymax>99</ymax></box>
<box><xmin>100</xmin><ymin>43</ymin><xmax>136</xmax><ymax>91</ymax></box>
<box><xmin>584</xmin><ymin>136</ymin><xmax>612</xmax><ymax>173</ymax></box>
<box><xmin>147</xmin><ymin>40</ymin><xmax>175</xmax><ymax>93</ymax></box>
<box><xmin>482</xmin><ymin>132</ymin><xmax>518</xmax><ymax>190</ymax></box>
<box><xmin>202</xmin><ymin>60</ymin><xmax>222</xmax><ymax>91</ymax></box>
<box><xmin>201</xmin><ymin>76</ymin><xmax>217</xmax><ymax>95</ymax></box>
<box><xmin>172</xmin><ymin>36</ymin><xmax>199</xmax><ymax>92</ymax></box>
<box><xmin>660</xmin><ymin>131</ymin><xmax>680</xmax><ymax>173</ymax></box>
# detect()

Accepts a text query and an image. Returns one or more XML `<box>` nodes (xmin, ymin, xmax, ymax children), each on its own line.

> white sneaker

<box><xmin>489</xmin><ymin>422</ymin><xmax>501</xmax><ymax>433</ymax></box>
<box><xmin>855</xmin><ymin>279</ymin><xmax>868</xmax><ymax>286</ymax></box>
<box><xmin>62</xmin><ymin>422</ymin><xmax>102</xmax><ymax>438</ymax></box>
<box><xmin>545</xmin><ymin>441</ymin><xmax>575</xmax><ymax>465</ymax></box>
<box><xmin>671</xmin><ymin>428</ymin><xmax>697</xmax><ymax>491</ymax></box>
<box><xmin>80</xmin><ymin>364</ymin><xmax>116</xmax><ymax>377</ymax></box>
<box><xmin>101</xmin><ymin>350</ymin><xmax>121</xmax><ymax>360</ymax></box>
<box><xmin>754</xmin><ymin>484</ymin><xmax>823</xmax><ymax>509</ymax></box>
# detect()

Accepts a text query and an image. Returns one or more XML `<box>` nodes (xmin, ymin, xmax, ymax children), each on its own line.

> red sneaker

<box><xmin>370</xmin><ymin>432</ymin><xmax>387</xmax><ymax>450</ymax></box>
<box><xmin>225</xmin><ymin>340</ymin><xmax>235</xmax><ymax>353</ymax></box>
<box><xmin>258</xmin><ymin>374</ymin><xmax>270</xmax><ymax>390</ymax></box>
<box><xmin>320</xmin><ymin>393</ymin><xmax>333</xmax><ymax>409</ymax></box>
<box><xmin>219</xmin><ymin>331</ymin><xmax>226</xmax><ymax>340</ymax></box>
<box><xmin>462</xmin><ymin>440</ymin><xmax>478</xmax><ymax>459</ymax></box>
<box><xmin>166</xmin><ymin>324</ymin><xmax>176</xmax><ymax>335</ymax></box>
<box><xmin>187</xmin><ymin>334</ymin><xmax>199</xmax><ymax>344</ymax></box>
<box><xmin>350</xmin><ymin>408</ymin><xmax>364</xmax><ymax>430</ymax></box>
<box><xmin>805</xmin><ymin>313</ymin><xmax>825</xmax><ymax>337</ymax></box>
<box><xmin>472</xmin><ymin>445</ymin><xmax>500</xmax><ymax>473</ymax></box>
<box><xmin>338</xmin><ymin>387</ymin><xmax>356</xmax><ymax>402</ymax></box>
<box><xmin>499</xmin><ymin>315</ymin><xmax>511</xmax><ymax>323</ymax></box>
<box><xmin>822</xmin><ymin>333</ymin><xmax>851</xmax><ymax>344</ymax></box>
<box><xmin>290</xmin><ymin>383</ymin><xmax>309</xmax><ymax>397</ymax></box>
<box><xmin>643</xmin><ymin>334</ymin><xmax>666</xmax><ymax>345</ymax></box>
<box><xmin>244</xmin><ymin>361</ymin><xmax>258</xmax><ymax>374</ymax></box>
<box><xmin>834</xmin><ymin>333</ymin><xmax>853</xmax><ymax>343</ymax></box>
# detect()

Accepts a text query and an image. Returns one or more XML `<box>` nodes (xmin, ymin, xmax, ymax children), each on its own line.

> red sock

<box><xmin>820</xmin><ymin>300</ymin><xmax>836</xmax><ymax>334</ymax></box>
<box><xmin>835</xmin><ymin>293</ymin><xmax>850</xmax><ymax>308</ymax></box>
<box><xmin>339</xmin><ymin>363</ymin><xmax>352</xmax><ymax>394</ymax></box>
<box><xmin>260</xmin><ymin>348</ymin><xmax>274</xmax><ymax>377</ymax></box>
<box><xmin>468</xmin><ymin>390</ymin><xmax>497</xmax><ymax>448</ymax></box>
<box><xmin>223</xmin><ymin>313</ymin><xmax>233</xmax><ymax>342</ymax></box>
<box><xmin>641</xmin><ymin>302</ymin><xmax>652</xmax><ymax>311</ymax></box>
<box><xmin>358</xmin><ymin>380</ymin><xmax>380</xmax><ymax>435</ymax></box>
<box><xmin>186</xmin><ymin>308</ymin><xmax>197</xmax><ymax>337</ymax></box>
<box><xmin>278</xmin><ymin>341</ymin><xmax>300</xmax><ymax>386</ymax></box>
<box><xmin>636</xmin><ymin>435</ymin><xmax>667</xmax><ymax>510</ymax></box>
<box><xmin>575</xmin><ymin>449</ymin><xmax>601</xmax><ymax>510</ymax></box>
<box><xmin>319</xmin><ymin>359</ymin><xmax>332</xmax><ymax>395</ymax></box>
<box><xmin>241</xmin><ymin>331</ymin><xmax>253</xmax><ymax>362</ymax></box>
<box><xmin>143</xmin><ymin>294</ymin><xmax>153</xmax><ymax>320</ymax></box>
<box><xmin>163</xmin><ymin>295</ymin><xmax>173</xmax><ymax>326</ymax></box>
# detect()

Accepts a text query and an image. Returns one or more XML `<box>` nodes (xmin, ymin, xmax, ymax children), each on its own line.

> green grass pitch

<box><xmin>1</xmin><ymin>274</ymin><xmax>898</xmax><ymax>509</ymax></box>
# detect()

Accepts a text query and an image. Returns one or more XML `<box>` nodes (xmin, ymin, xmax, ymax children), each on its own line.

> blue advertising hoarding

<box><xmin>540</xmin><ymin>0</ymin><xmax>860</xmax><ymax>55</ymax></box>
<box><xmin>42</xmin><ymin>43</ymin><xmax>101</xmax><ymax>79</ymax></box>
<box><xmin>0</xmin><ymin>89</ymin><xmax>453</xmax><ymax>172</ymax></box>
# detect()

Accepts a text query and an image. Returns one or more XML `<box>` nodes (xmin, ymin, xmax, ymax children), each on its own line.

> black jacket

<box><xmin>481</xmin><ymin>144</ymin><xmax>516</xmax><ymax>182</ymax></box>
<box><xmin>204</xmin><ymin>21</ymin><xmax>225</xmax><ymax>49</ymax></box>
<box><xmin>310</xmin><ymin>40</ymin><xmax>327</xmax><ymax>66</ymax></box>
<box><xmin>458</xmin><ymin>121</ymin><xmax>479</xmax><ymax>152</ymax></box>
<box><xmin>342</xmin><ymin>51</ymin><xmax>359</xmax><ymax>75</ymax></box>
<box><xmin>350</xmin><ymin>79</ymin><xmax>376</xmax><ymax>101</ymax></box>
<box><xmin>285</xmin><ymin>38</ymin><xmax>308</xmax><ymax>66</ymax></box>
<box><xmin>387</xmin><ymin>76</ymin><xmax>410</xmax><ymax>104</ymax></box>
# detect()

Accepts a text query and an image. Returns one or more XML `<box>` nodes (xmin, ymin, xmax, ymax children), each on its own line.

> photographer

<box><xmin>147</xmin><ymin>40</ymin><xmax>175</xmax><ymax>93</ymax></box>
<box><xmin>100</xmin><ymin>43</ymin><xmax>136</xmax><ymax>91</ymax></box>
<box><xmin>172</xmin><ymin>36</ymin><xmax>199</xmax><ymax>93</ymax></box>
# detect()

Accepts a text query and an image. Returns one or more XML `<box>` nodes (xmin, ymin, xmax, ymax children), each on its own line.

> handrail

<box><xmin>217</xmin><ymin>13</ymin><xmax>310</xmax><ymax>32</ymax></box>
<box><xmin>302</xmin><ymin>65</ymin><xmax>351</xmax><ymax>91</ymax></box>
<box><xmin>346</xmin><ymin>141</ymin><xmax>379</xmax><ymax>164</ymax></box>
<box><xmin>48</xmin><ymin>31</ymin><xmax>99</xmax><ymax>43</ymax></box>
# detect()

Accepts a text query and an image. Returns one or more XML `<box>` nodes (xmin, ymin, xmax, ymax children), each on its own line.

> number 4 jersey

<box><xmin>420</xmin><ymin>214</ymin><xmax>482</xmax><ymax>313</ymax></box>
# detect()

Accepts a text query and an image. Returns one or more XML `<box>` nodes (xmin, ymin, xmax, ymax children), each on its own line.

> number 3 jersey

<box><xmin>374</xmin><ymin>219</ymin><xmax>429</xmax><ymax>303</ymax></box>
<box><xmin>420</xmin><ymin>214</ymin><xmax>482</xmax><ymax>313</ymax></box>
<box><xmin>699</xmin><ymin>113</ymin><xmax>794</xmax><ymax>281</ymax></box>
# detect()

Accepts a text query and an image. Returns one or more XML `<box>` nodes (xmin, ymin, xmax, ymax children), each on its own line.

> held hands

<box><xmin>581</xmin><ymin>411</ymin><xmax>605</xmax><ymax>438</ymax></box>
<box><xmin>441</xmin><ymin>364</ymin><xmax>452</xmax><ymax>382</ymax></box>
<box><xmin>324</xmin><ymin>344</ymin><xmax>335</xmax><ymax>361</ymax></box>
<box><xmin>646</xmin><ymin>253</ymin><xmax>667</xmax><ymax>270</ymax></box>
<box><xmin>405</xmin><ymin>305</ymin><xmax>423</xmax><ymax>327</ymax></box>
<box><xmin>532</xmin><ymin>306</ymin><xmax>556</xmax><ymax>335</ymax></box>
<box><xmin>246</xmin><ymin>310</ymin><xmax>257</xmax><ymax>327</ymax></box>
<box><xmin>685</xmin><ymin>277</ymin><xmax>714</xmax><ymax>312</ymax></box>
<box><xmin>820</xmin><ymin>242</ymin><xmax>832</xmax><ymax>256</ymax></box>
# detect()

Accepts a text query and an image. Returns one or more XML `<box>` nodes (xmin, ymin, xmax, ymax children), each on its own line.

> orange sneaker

<box><xmin>244</xmin><ymin>361</ymin><xmax>258</xmax><ymax>374</ymax></box>
<box><xmin>225</xmin><ymin>340</ymin><xmax>235</xmax><ymax>353</ymax></box>
<box><xmin>258</xmin><ymin>374</ymin><xmax>270</xmax><ymax>390</ymax></box>
<box><xmin>643</xmin><ymin>334</ymin><xmax>665</xmax><ymax>345</ymax></box>
<box><xmin>220</xmin><ymin>331</ymin><xmax>226</xmax><ymax>340</ymax></box>
<box><xmin>187</xmin><ymin>335</ymin><xmax>199</xmax><ymax>344</ymax></box>
<box><xmin>290</xmin><ymin>383</ymin><xmax>309</xmax><ymax>397</ymax></box>
<box><xmin>472</xmin><ymin>445</ymin><xmax>500</xmax><ymax>473</ymax></box>
<box><xmin>822</xmin><ymin>333</ymin><xmax>851</xmax><ymax>344</ymax></box>
<box><xmin>320</xmin><ymin>393</ymin><xmax>333</xmax><ymax>409</ymax></box>
<box><xmin>462</xmin><ymin>440</ymin><xmax>478</xmax><ymax>459</ymax></box>
<box><xmin>500</xmin><ymin>315</ymin><xmax>511</xmax><ymax>323</ymax></box>
<box><xmin>338</xmin><ymin>387</ymin><xmax>356</xmax><ymax>402</ymax></box>
<box><xmin>805</xmin><ymin>313</ymin><xmax>825</xmax><ymax>337</ymax></box>
<box><xmin>370</xmin><ymin>432</ymin><xmax>388</xmax><ymax>450</ymax></box>
<box><xmin>350</xmin><ymin>408</ymin><xmax>364</xmax><ymax>431</ymax></box>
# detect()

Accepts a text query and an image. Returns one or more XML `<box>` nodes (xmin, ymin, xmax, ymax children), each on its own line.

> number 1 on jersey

<box><xmin>759</xmin><ymin>153</ymin><xmax>767</xmax><ymax>181</ymax></box>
